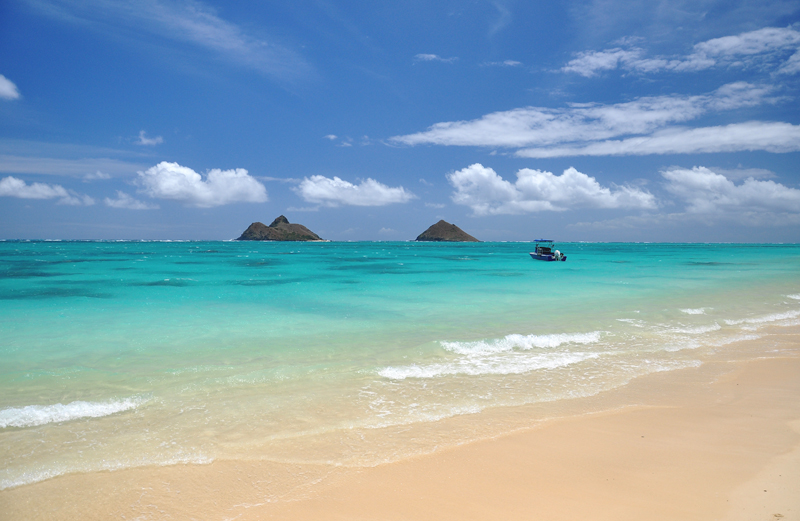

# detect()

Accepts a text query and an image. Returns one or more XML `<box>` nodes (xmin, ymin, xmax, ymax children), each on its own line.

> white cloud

<box><xmin>562</xmin><ymin>26</ymin><xmax>800</xmax><ymax>77</ymax></box>
<box><xmin>104</xmin><ymin>191</ymin><xmax>158</xmax><ymax>210</ymax></box>
<box><xmin>136</xmin><ymin>161</ymin><xmax>268</xmax><ymax>207</ymax></box>
<box><xmin>561</xmin><ymin>48</ymin><xmax>646</xmax><ymax>77</ymax></box>
<box><xmin>425</xmin><ymin>202</ymin><xmax>446</xmax><ymax>209</ymax></box>
<box><xmin>391</xmin><ymin>83</ymin><xmax>776</xmax><ymax>155</ymax></box>
<box><xmin>662</xmin><ymin>166</ymin><xmax>800</xmax><ymax>214</ymax></box>
<box><xmin>777</xmin><ymin>51</ymin><xmax>800</xmax><ymax>75</ymax></box>
<box><xmin>483</xmin><ymin>59</ymin><xmax>523</xmax><ymax>67</ymax></box>
<box><xmin>447</xmin><ymin>163</ymin><xmax>656</xmax><ymax>215</ymax></box>
<box><xmin>414</xmin><ymin>54</ymin><xmax>458</xmax><ymax>63</ymax></box>
<box><xmin>83</xmin><ymin>171</ymin><xmax>112</xmax><ymax>181</ymax></box>
<box><xmin>699</xmin><ymin>166</ymin><xmax>776</xmax><ymax>181</ymax></box>
<box><xmin>27</xmin><ymin>0</ymin><xmax>312</xmax><ymax>83</ymax></box>
<box><xmin>324</xmin><ymin>134</ymin><xmax>337</xmax><ymax>140</ymax></box>
<box><xmin>0</xmin><ymin>75</ymin><xmax>20</xmax><ymax>100</ymax></box>
<box><xmin>515</xmin><ymin>121</ymin><xmax>800</xmax><ymax>158</ymax></box>
<box><xmin>136</xmin><ymin>130</ymin><xmax>163</xmax><ymax>146</ymax></box>
<box><xmin>294</xmin><ymin>175</ymin><xmax>415</xmax><ymax>207</ymax></box>
<box><xmin>0</xmin><ymin>176</ymin><xmax>94</xmax><ymax>205</ymax></box>
<box><xmin>0</xmin><ymin>154</ymin><xmax>146</xmax><ymax>178</ymax></box>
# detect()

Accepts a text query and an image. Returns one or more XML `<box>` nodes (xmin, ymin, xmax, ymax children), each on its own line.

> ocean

<box><xmin>2</xmin><ymin>240</ymin><xmax>800</xmax><ymax>491</ymax></box>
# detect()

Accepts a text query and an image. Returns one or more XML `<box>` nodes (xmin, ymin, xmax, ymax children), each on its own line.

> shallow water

<box><xmin>2</xmin><ymin>241</ymin><xmax>800</xmax><ymax>489</ymax></box>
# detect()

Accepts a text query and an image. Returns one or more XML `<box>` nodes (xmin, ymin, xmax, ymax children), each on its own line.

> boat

<box><xmin>529</xmin><ymin>240</ymin><xmax>566</xmax><ymax>262</ymax></box>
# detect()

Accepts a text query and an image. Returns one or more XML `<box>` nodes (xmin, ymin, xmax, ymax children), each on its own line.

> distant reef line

<box><xmin>236</xmin><ymin>216</ymin><xmax>480</xmax><ymax>242</ymax></box>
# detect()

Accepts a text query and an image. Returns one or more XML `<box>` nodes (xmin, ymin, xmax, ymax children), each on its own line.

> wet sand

<box><xmin>2</xmin><ymin>338</ymin><xmax>799</xmax><ymax>520</ymax></box>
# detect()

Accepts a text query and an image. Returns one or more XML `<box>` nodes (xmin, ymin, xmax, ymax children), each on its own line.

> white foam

<box><xmin>787</xmin><ymin>294</ymin><xmax>800</xmax><ymax>300</ymax></box>
<box><xmin>724</xmin><ymin>309</ymin><xmax>800</xmax><ymax>326</ymax></box>
<box><xmin>616</xmin><ymin>318</ymin><xmax>645</xmax><ymax>327</ymax></box>
<box><xmin>668</xmin><ymin>322</ymin><xmax>721</xmax><ymax>335</ymax></box>
<box><xmin>680</xmin><ymin>308</ymin><xmax>707</xmax><ymax>315</ymax></box>
<box><xmin>379</xmin><ymin>352</ymin><xmax>598</xmax><ymax>380</ymax></box>
<box><xmin>0</xmin><ymin>397</ymin><xmax>147</xmax><ymax>429</ymax></box>
<box><xmin>0</xmin><ymin>451</ymin><xmax>211</xmax><ymax>490</ymax></box>
<box><xmin>440</xmin><ymin>331</ymin><xmax>602</xmax><ymax>355</ymax></box>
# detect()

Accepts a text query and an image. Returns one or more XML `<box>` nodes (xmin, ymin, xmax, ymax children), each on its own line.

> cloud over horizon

<box><xmin>295</xmin><ymin>175</ymin><xmax>415</xmax><ymax>207</ymax></box>
<box><xmin>136</xmin><ymin>161</ymin><xmax>268</xmax><ymax>207</ymax></box>
<box><xmin>447</xmin><ymin>163</ymin><xmax>656</xmax><ymax>215</ymax></box>
<box><xmin>104</xmin><ymin>191</ymin><xmax>159</xmax><ymax>210</ymax></box>
<box><xmin>0</xmin><ymin>176</ymin><xmax>94</xmax><ymax>205</ymax></box>
<box><xmin>662</xmin><ymin>166</ymin><xmax>800</xmax><ymax>215</ymax></box>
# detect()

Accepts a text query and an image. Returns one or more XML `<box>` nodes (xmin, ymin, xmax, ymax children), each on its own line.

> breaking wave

<box><xmin>379</xmin><ymin>352</ymin><xmax>599</xmax><ymax>380</ymax></box>
<box><xmin>439</xmin><ymin>331</ymin><xmax>603</xmax><ymax>355</ymax></box>
<box><xmin>680</xmin><ymin>308</ymin><xmax>707</xmax><ymax>315</ymax></box>
<box><xmin>0</xmin><ymin>397</ymin><xmax>147</xmax><ymax>429</ymax></box>
<box><xmin>724</xmin><ymin>309</ymin><xmax>800</xmax><ymax>326</ymax></box>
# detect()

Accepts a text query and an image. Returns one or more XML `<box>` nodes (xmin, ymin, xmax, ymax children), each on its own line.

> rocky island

<box><xmin>415</xmin><ymin>220</ymin><xmax>480</xmax><ymax>242</ymax></box>
<box><xmin>236</xmin><ymin>216</ymin><xmax>323</xmax><ymax>241</ymax></box>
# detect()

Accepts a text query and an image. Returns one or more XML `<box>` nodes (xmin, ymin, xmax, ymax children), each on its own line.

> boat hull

<box><xmin>529</xmin><ymin>253</ymin><xmax>567</xmax><ymax>261</ymax></box>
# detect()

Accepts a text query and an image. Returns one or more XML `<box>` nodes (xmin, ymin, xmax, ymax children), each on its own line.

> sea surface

<box><xmin>2</xmin><ymin>241</ymin><xmax>800</xmax><ymax>490</ymax></box>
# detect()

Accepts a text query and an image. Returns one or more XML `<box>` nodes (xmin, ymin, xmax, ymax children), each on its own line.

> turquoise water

<box><xmin>2</xmin><ymin>241</ymin><xmax>800</xmax><ymax>489</ymax></box>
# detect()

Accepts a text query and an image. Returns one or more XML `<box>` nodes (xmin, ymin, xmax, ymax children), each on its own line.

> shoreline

<box><xmin>2</xmin><ymin>330</ymin><xmax>799</xmax><ymax>520</ymax></box>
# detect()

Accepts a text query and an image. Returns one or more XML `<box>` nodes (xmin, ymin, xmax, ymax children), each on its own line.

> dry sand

<box><xmin>2</xmin><ymin>340</ymin><xmax>799</xmax><ymax>520</ymax></box>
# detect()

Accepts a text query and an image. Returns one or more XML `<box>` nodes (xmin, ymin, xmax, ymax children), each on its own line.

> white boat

<box><xmin>529</xmin><ymin>240</ymin><xmax>566</xmax><ymax>262</ymax></box>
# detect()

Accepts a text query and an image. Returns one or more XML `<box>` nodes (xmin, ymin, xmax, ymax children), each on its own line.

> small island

<box><xmin>415</xmin><ymin>220</ymin><xmax>480</xmax><ymax>242</ymax></box>
<box><xmin>236</xmin><ymin>216</ymin><xmax>323</xmax><ymax>241</ymax></box>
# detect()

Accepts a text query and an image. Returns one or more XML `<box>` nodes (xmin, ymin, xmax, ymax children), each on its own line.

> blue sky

<box><xmin>1</xmin><ymin>0</ymin><xmax>799</xmax><ymax>241</ymax></box>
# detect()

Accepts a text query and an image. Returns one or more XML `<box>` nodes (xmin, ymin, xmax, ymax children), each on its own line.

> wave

<box><xmin>680</xmin><ymin>308</ymin><xmax>707</xmax><ymax>315</ymax></box>
<box><xmin>379</xmin><ymin>352</ymin><xmax>599</xmax><ymax>380</ymax></box>
<box><xmin>668</xmin><ymin>322</ymin><xmax>721</xmax><ymax>335</ymax></box>
<box><xmin>724</xmin><ymin>309</ymin><xmax>800</xmax><ymax>326</ymax></box>
<box><xmin>439</xmin><ymin>331</ymin><xmax>602</xmax><ymax>355</ymax></box>
<box><xmin>0</xmin><ymin>397</ymin><xmax>147</xmax><ymax>429</ymax></box>
<box><xmin>787</xmin><ymin>294</ymin><xmax>800</xmax><ymax>300</ymax></box>
<box><xmin>0</xmin><ymin>451</ymin><xmax>211</xmax><ymax>491</ymax></box>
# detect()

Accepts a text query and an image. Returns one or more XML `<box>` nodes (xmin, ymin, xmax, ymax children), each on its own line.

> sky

<box><xmin>1</xmin><ymin>0</ymin><xmax>800</xmax><ymax>242</ymax></box>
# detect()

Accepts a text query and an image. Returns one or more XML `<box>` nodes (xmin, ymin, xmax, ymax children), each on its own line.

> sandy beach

<box><xmin>3</xmin><ymin>329</ymin><xmax>799</xmax><ymax>521</ymax></box>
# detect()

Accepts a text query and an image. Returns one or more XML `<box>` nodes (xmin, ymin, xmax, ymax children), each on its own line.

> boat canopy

<box><xmin>534</xmin><ymin>239</ymin><xmax>554</xmax><ymax>242</ymax></box>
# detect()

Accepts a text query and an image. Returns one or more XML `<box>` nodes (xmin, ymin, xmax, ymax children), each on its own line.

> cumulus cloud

<box><xmin>0</xmin><ymin>75</ymin><xmax>20</xmax><ymax>100</ymax></box>
<box><xmin>515</xmin><ymin>121</ymin><xmax>800</xmax><ymax>158</ymax></box>
<box><xmin>104</xmin><ymin>191</ymin><xmax>158</xmax><ymax>210</ymax></box>
<box><xmin>562</xmin><ymin>26</ymin><xmax>800</xmax><ymax>77</ymax></box>
<box><xmin>136</xmin><ymin>161</ymin><xmax>268</xmax><ymax>207</ymax></box>
<box><xmin>414</xmin><ymin>54</ymin><xmax>458</xmax><ymax>63</ymax></box>
<box><xmin>0</xmin><ymin>176</ymin><xmax>94</xmax><ymax>205</ymax></box>
<box><xmin>447</xmin><ymin>163</ymin><xmax>656</xmax><ymax>215</ymax></box>
<box><xmin>662</xmin><ymin>166</ymin><xmax>800</xmax><ymax>214</ymax></box>
<box><xmin>391</xmin><ymin>83</ymin><xmax>779</xmax><ymax>157</ymax></box>
<box><xmin>136</xmin><ymin>131</ymin><xmax>163</xmax><ymax>146</ymax></box>
<box><xmin>294</xmin><ymin>175</ymin><xmax>415</xmax><ymax>207</ymax></box>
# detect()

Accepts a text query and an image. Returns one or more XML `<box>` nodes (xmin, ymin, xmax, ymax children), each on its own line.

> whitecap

<box><xmin>724</xmin><ymin>309</ymin><xmax>800</xmax><ymax>326</ymax></box>
<box><xmin>440</xmin><ymin>331</ymin><xmax>602</xmax><ymax>355</ymax></box>
<box><xmin>680</xmin><ymin>308</ymin><xmax>707</xmax><ymax>315</ymax></box>
<box><xmin>787</xmin><ymin>294</ymin><xmax>800</xmax><ymax>300</ymax></box>
<box><xmin>668</xmin><ymin>323</ymin><xmax>721</xmax><ymax>335</ymax></box>
<box><xmin>379</xmin><ymin>352</ymin><xmax>599</xmax><ymax>380</ymax></box>
<box><xmin>0</xmin><ymin>396</ymin><xmax>147</xmax><ymax>429</ymax></box>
